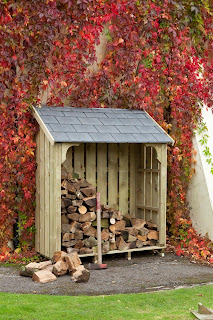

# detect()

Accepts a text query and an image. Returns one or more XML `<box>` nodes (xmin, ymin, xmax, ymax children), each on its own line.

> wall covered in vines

<box><xmin>0</xmin><ymin>0</ymin><xmax>213</xmax><ymax>262</ymax></box>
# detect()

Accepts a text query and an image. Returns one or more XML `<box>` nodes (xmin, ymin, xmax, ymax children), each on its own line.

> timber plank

<box><xmin>74</xmin><ymin>144</ymin><xmax>85</xmax><ymax>178</ymax></box>
<box><xmin>35</xmin><ymin>130</ymin><xmax>40</xmax><ymax>252</ymax></box>
<box><xmin>44</xmin><ymin>136</ymin><xmax>50</xmax><ymax>257</ymax></box>
<box><xmin>97</xmin><ymin>144</ymin><xmax>107</xmax><ymax>205</ymax></box>
<box><xmin>86</xmin><ymin>144</ymin><xmax>96</xmax><ymax>187</ymax></box>
<box><xmin>108</xmin><ymin>144</ymin><xmax>118</xmax><ymax>209</ymax></box>
<box><xmin>119</xmin><ymin>144</ymin><xmax>128</xmax><ymax>215</ymax></box>
<box><xmin>39</xmin><ymin>130</ymin><xmax>45</xmax><ymax>255</ymax></box>
<box><xmin>130</xmin><ymin>144</ymin><xmax>136</xmax><ymax>217</ymax></box>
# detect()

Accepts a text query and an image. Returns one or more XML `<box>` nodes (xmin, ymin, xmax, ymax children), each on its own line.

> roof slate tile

<box><xmin>34</xmin><ymin>106</ymin><xmax>173</xmax><ymax>144</ymax></box>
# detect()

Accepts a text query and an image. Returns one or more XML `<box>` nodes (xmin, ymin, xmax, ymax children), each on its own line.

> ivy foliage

<box><xmin>0</xmin><ymin>0</ymin><xmax>213</xmax><ymax>262</ymax></box>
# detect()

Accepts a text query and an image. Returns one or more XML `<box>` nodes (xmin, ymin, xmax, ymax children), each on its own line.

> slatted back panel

<box><xmin>63</xmin><ymin>143</ymin><xmax>137</xmax><ymax>215</ymax></box>
<box><xmin>63</xmin><ymin>143</ymin><xmax>160</xmax><ymax>220</ymax></box>
<box><xmin>135</xmin><ymin>145</ymin><xmax>160</xmax><ymax>223</ymax></box>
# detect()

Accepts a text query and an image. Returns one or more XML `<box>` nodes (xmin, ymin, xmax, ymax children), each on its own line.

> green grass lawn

<box><xmin>0</xmin><ymin>285</ymin><xmax>213</xmax><ymax>320</ymax></box>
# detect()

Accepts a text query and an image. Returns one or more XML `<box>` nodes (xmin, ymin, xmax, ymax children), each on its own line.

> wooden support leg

<box><xmin>158</xmin><ymin>249</ymin><xmax>165</xmax><ymax>257</ymax></box>
<box><xmin>126</xmin><ymin>251</ymin><xmax>131</xmax><ymax>260</ymax></box>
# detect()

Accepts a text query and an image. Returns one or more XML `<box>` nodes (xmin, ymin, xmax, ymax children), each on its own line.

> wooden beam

<box><xmin>108</xmin><ymin>144</ymin><xmax>118</xmax><ymax>209</ymax></box>
<box><xmin>33</xmin><ymin>108</ymin><xmax>55</xmax><ymax>145</ymax></box>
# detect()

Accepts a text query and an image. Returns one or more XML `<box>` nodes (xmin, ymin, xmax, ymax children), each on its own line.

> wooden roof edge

<box><xmin>33</xmin><ymin>106</ymin><xmax>55</xmax><ymax>145</ymax></box>
<box><xmin>145</xmin><ymin>111</ymin><xmax>175</xmax><ymax>146</ymax></box>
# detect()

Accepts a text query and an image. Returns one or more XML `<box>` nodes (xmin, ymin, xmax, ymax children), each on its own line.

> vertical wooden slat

<box><xmin>49</xmin><ymin>142</ymin><xmax>55</xmax><ymax>258</ymax></box>
<box><xmin>145</xmin><ymin>147</ymin><xmax>152</xmax><ymax>221</ymax></box>
<box><xmin>86</xmin><ymin>144</ymin><xmax>96</xmax><ymax>187</ymax></box>
<box><xmin>35</xmin><ymin>130</ymin><xmax>40</xmax><ymax>252</ymax></box>
<box><xmin>74</xmin><ymin>144</ymin><xmax>85</xmax><ymax>178</ymax></box>
<box><xmin>108</xmin><ymin>144</ymin><xmax>118</xmax><ymax>209</ymax></box>
<box><xmin>152</xmin><ymin>148</ymin><xmax>159</xmax><ymax>224</ymax></box>
<box><xmin>39</xmin><ymin>130</ymin><xmax>45</xmax><ymax>255</ymax></box>
<box><xmin>97</xmin><ymin>144</ymin><xmax>107</xmax><ymax>205</ymax></box>
<box><xmin>44</xmin><ymin>136</ymin><xmax>50</xmax><ymax>257</ymax></box>
<box><xmin>55</xmin><ymin>143</ymin><xmax>62</xmax><ymax>252</ymax></box>
<box><xmin>141</xmin><ymin>145</ymin><xmax>145</xmax><ymax>219</ymax></box>
<box><xmin>129</xmin><ymin>144</ymin><xmax>136</xmax><ymax>216</ymax></box>
<box><xmin>119</xmin><ymin>144</ymin><xmax>128</xmax><ymax>215</ymax></box>
<box><xmin>159</xmin><ymin>144</ymin><xmax>167</xmax><ymax>246</ymax></box>
<box><xmin>135</xmin><ymin>144</ymin><xmax>141</xmax><ymax>218</ymax></box>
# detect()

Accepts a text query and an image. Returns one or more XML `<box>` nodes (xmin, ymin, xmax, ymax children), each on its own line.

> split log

<box><xmin>79</xmin><ymin>247</ymin><xmax>94</xmax><ymax>255</ymax></box>
<box><xmin>125</xmin><ymin>227</ymin><xmax>138</xmax><ymax>237</ymax></box>
<box><xmin>116</xmin><ymin>236</ymin><xmax>129</xmax><ymax>251</ymax></box>
<box><xmin>78</xmin><ymin>206</ymin><xmax>87</xmax><ymax>215</ymax></box>
<box><xmin>102</xmin><ymin>241</ymin><xmax>110</xmax><ymax>253</ymax></box>
<box><xmin>109</xmin><ymin>224</ymin><xmax>116</xmax><ymax>233</ymax></box>
<box><xmin>61</xmin><ymin>224</ymin><xmax>71</xmax><ymax>234</ymax></box>
<box><xmin>62</xmin><ymin>240</ymin><xmax>78</xmax><ymax>247</ymax></box>
<box><xmin>147</xmin><ymin>230</ymin><xmax>159</xmax><ymax>240</ymax></box>
<box><xmin>84</xmin><ymin>226</ymin><xmax>97</xmax><ymax>237</ymax></box>
<box><xmin>109</xmin><ymin>242</ymin><xmax>117</xmax><ymax>251</ymax></box>
<box><xmin>65</xmin><ymin>251</ymin><xmax>81</xmax><ymax>272</ymax></box>
<box><xmin>71</xmin><ymin>265</ymin><xmax>90</xmax><ymax>283</ymax></box>
<box><xmin>20</xmin><ymin>265</ymin><xmax>39</xmax><ymax>277</ymax></box>
<box><xmin>129</xmin><ymin>241</ymin><xmax>137</xmax><ymax>249</ymax></box>
<box><xmin>74</xmin><ymin>230</ymin><xmax>84</xmax><ymax>240</ymax></box>
<box><xmin>101</xmin><ymin>229</ymin><xmax>110</xmax><ymax>241</ymax></box>
<box><xmin>61</xmin><ymin>190</ymin><xmax>68</xmax><ymax>195</ymax></box>
<box><xmin>101</xmin><ymin>211</ymin><xmax>110</xmax><ymax>219</ymax></box>
<box><xmin>81</xmin><ymin>222</ymin><xmax>92</xmax><ymax>232</ymax></box>
<box><xmin>61</xmin><ymin>214</ymin><xmax>69</xmax><ymax>225</ymax></box>
<box><xmin>64</xmin><ymin>194</ymin><xmax>76</xmax><ymax>200</ymax></box>
<box><xmin>67</xmin><ymin>213</ymin><xmax>80</xmax><ymax>221</ymax></box>
<box><xmin>52</xmin><ymin>251</ymin><xmax>67</xmax><ymax>263</ymax></box>
<box><xmin>67</xmin><ymin>247</ymin><xmax>79</xmax><ymax>254</ymax></box>
<box><xmin>109</xmin><ymin>233</ymin><xmax>116</xmax><ymax>243</ymax></box>
<box><xmin>61</xmin><ymin>180</ymin><xmax>77</xmax><ymax>193</ymax></box>
<box><xmin>120</xmin><ymin>230</ymin><xmax>129</xmax><ymax>242</ymax></box>
<box><xmin>84</xmin><ymin>196</ymin><xmax>97</xmax><ymax>208</ymax></box>
<box><xmin>74</xmin><ymin>240</ymin><xmax>84</xmax><ymax>249</ymax></box>
<box><xmin>84</xmin><ymin>236</ymin><xmax>97</xmax><ymax>248</ymax></box>
<box><xmin>74</xmin><ymin>179</ymin><xmax>90</xmax><ymax>188</ymax></box>
<box><xmin>52</xmin><ymin>260</ymin><xmax>68</xmax><ymax>276</ymax></box>
<box><xmin>114</xmin><ymin>220</ymin><xmax>126</xmax><ymax>231</ymax></box>
<box><xmin>70</xmin><ymin>221</ymin><xmax>81</xmax><ymax>233</ymax></box>
<box><xmin>32</xmin><ymin>270</ymin><xmax>57</xmax><ymax>283</ymax></box>
<box><xmin>75</xmin><ymin>190</ymin><xmax>84</xmax><ymax>200</ymax></box>
<box><xmin>145</xmin><ymin>220</ymin><xmax>157</xmax><ymax>230</ymax></box>
<box><xmin>138</xmin><ymin>227</ymin><xmax>149</xmax><ymax>236</ymax></box>
<box><xmin>62</xmin><ymin>233</ymin><xmax>75</xmax><ymax>242</ymax></box>
<box><xmin>137</xmin><ymin>234</ymin><xmax>147</xmax><ymax>242</ymax></box>
<box><xmin>67</xmin><ymin>206</ymin><xmax>77</xmax><ymax>214</ymax></box>
<box><xmin>136</xmin><ymin>240</ymin><xmax>144</xmax><ymax>248</ymax></box>
<box><xmin>131</xmin><ymin>218</ymin><xmax>146</xmax><ymax>229</ymax></box>
<box><xmin>127</xmin><ymin>234</ymin><xmax>137</xmax><ymax>242</ymax></box>
<box><xmin>72</xmin><ymin>200</ymin><xmax>83</xmax><ymax>207</ymax></box>
<box><xmin>79</xmin><ymin>211</ymin><xmax>96</xmax><ymax>222</ymax></box>
<box><xmin>81</xmin><ymin>187</ymin><xmax>96</xmax><ymax>197</ymax></box>
<box><xmin>63</xmin><ymin>198</ymin><xmax>73</xmax><ymax>208</ymax></box>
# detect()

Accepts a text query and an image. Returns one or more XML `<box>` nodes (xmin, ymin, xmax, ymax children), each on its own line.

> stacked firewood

<box><xmin>61</xmin><ymin>177</ymin><xmax>159</xmax><ymax>255</ymax></box>
<box><xmin>20</xmin><ymin>251</ymin><xmax>90</xmax><ymax>284</ymax></box>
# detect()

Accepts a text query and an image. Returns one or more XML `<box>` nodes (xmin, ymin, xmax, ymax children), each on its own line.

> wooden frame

<box><xmin>35</xmin><ymin>129</ymin><xmax>168</xmax><ymax>258</ymax></box>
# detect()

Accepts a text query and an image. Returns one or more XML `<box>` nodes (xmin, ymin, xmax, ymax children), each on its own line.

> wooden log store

<box><xmin>33</xmin><ymin>106</ymin><xmax>174</xmax><ymax>258</ymax></box>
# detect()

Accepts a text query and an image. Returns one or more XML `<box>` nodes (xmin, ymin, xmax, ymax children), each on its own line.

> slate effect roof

<box><xmin>34</xmin><ymin>106</ymin><xmax>174</xmax><ymax>144</ymax></box>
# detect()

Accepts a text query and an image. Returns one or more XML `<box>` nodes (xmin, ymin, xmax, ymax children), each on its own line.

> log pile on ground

<box><xmin>61</xmin><ymin>175</ymin><xmax>159</xmax><ymax>255</ymax></box>
<box><xmin>20</xmin><ymin>251</ymin><xmax>90</xmax><ymax>284</ymax></box>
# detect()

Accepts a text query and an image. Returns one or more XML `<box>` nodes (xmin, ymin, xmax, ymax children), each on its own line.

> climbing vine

<box><xmin>0</xmin><ymin>0</ymin><xmax>213</xmax><ymax>263</ymax></box>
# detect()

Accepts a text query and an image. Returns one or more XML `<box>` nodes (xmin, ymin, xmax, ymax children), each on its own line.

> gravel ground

<box><xmin>0</xmin><ymin>251</ymin><xmax>213</xmax><ymax>296</ymax></box>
